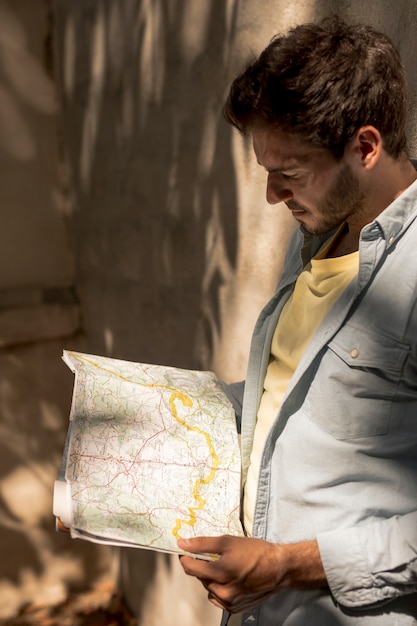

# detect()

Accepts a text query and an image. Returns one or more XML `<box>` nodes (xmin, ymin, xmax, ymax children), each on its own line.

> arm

<box><xmin>178</xmin><ymin>535</ymin><xmax>327</xmax><ymax>614</ymax></box>
<box><xmin>317</xmin><ymin>510</ymin><xmax>417</xmax><ymax>608</ymax></box>
<box><xmin>179</xmin><ymin>512</ymin><xmax>417</xmax><ymax>614</ymax></box>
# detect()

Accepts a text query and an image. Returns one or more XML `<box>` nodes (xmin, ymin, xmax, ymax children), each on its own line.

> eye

<box><xmin>282</xmin><ymin>172</ymin><xmax>300</xmax><ymax>181</ymax></box>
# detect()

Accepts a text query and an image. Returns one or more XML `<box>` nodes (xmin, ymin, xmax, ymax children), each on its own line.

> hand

<box><xmin>178</xmin><ymin>535</ymin><xmax>327</xmax><ymax>614</ymax></box>
<box><xmin>178</xmin><ymin>535</ymin><xmax>280</xmax><ymax>613</ymax></box>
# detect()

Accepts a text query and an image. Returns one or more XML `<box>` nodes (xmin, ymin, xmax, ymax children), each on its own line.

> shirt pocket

<box><xmin>304</xmin><ymin>324</ymin><xmax>409</xmax><ymax>440</ymax></box>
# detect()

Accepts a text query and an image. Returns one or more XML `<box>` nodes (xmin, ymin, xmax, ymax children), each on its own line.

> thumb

<box><xmin>177</xmin><ymin>535</ymin><xmax>224</xmax><ymax>557</ymax></box>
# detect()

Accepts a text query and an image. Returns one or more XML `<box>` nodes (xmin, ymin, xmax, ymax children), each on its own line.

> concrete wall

<box><xmin>0</xmin><ymin>0</ymin><xmax>114</xmax><ymax>618</ymax></box>
<box><xmin>1</xmin><ymin>0</ymin><xmax>417</xmax><ymax>622</ymax></box>
<box><xmin>52</xmin><ymin>0</ymin><xmax>296</xmax><ymax>382</ymax></box>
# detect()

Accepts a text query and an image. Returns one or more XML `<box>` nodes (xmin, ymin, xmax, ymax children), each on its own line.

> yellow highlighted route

<box><xmin>68</xmin><ymin>351</ymin><xmax>220</xmax><ymax>540</ymax></box>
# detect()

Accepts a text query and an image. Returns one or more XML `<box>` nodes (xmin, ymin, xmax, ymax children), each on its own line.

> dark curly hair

<box><xmin>224</xmin><ymin>17</ymin><xmax>408</xmax><ymax>159</ymax></box>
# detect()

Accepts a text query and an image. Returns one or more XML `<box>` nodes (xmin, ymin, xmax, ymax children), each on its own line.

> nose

<box><xmin>266</xmin><ymin>173</ymin><xmax>293</xmax><ymax>204</ymax></box>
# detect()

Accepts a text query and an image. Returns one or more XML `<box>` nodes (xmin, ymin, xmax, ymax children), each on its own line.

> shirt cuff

<box><xmin>317</xmin><ymin>525</ymin><xmax>392</xmax><ymax>608</ymax></box>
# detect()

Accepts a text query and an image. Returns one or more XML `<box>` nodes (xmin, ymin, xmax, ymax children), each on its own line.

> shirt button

<box><xmin>388</xmin><ymin>236</ymin><xmax>394</xmax><ymax>245</ymax></box>
<box><xmin>350</xmin><ymin>348</ymin><xmax>360</xmax><ymax>358</ymax></box>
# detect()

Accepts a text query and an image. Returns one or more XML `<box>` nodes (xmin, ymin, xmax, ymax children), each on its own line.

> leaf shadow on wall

<box><xmin>59</xmin><ymin>0</ymin><xmax>242</xmax><ymax>373</ymax></box>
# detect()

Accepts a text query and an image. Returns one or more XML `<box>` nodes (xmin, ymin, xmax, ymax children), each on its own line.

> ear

<box><xmin>349</xmin><ymin>125</ymin><xmax>382</xmax><ymax>170</ymax></box>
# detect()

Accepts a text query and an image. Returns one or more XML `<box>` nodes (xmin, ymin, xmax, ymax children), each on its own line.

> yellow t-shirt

<box><xmin>243</xmin><ymin>241</ymin><xmax>359</xmax><ymax>535</ymax></box>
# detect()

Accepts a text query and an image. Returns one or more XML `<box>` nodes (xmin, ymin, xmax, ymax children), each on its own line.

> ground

<box><xmin>1</xmin><ymin>583</ymin><xmax>136</xmax><ymax>626</ymax></box>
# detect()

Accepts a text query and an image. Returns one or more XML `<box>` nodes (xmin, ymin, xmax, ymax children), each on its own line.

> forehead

<box><xmin>252</xmin><ymin>126</ymin><xmax>331</xmax><ymax>169</ymax></box>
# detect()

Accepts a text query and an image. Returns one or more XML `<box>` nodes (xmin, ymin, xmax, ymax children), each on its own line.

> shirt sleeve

<box><xmin>317</xmin><ymin>511</ymin><xmax>417</xmax><ymax>608</ymax></box>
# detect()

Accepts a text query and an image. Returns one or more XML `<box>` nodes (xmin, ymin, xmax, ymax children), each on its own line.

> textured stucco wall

<box><xmin>53</xmin><ymin>0</ymin><xmax>417</xmax><ymax>386</ymax></box>
<box><xmin>105</xmin><ymin>2</ymin><xmax>416</xmax><ymax>625</ymax></box>
<box><xmin>1</xmin><ymin>0</ymin><xmax>417</xmax><ymax>622</ymax></box>
<box><xmin>0</xmin><ymin>0</ymin><xmax>113</xmax><ymax>619</ymax></box>
<box><xmin>53</xmin><ymin>0</ymin><xmax>297</xmax><ymax>383</ymax></box>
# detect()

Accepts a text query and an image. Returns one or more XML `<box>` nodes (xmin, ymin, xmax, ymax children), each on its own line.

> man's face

<box><xmin>252</xmin><ymin>126</ymin><xmax>365</xmax><ymax>236</ymax></box>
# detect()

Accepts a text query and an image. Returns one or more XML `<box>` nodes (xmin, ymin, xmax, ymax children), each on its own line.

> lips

<box><xmin>286</xmin><ymin>202</ymin><xmax>308</xmax><ymax>219</ymax></box>
<box><xmin>286</xmin><ymin>201</ymin><xmax>308</xmax><ymax>214</ymax></box>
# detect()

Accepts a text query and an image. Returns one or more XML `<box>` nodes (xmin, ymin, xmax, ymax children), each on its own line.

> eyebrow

<box><xmin>260</xmin><ymin>162</ymin><xmax>307</xmax><ymax>174</ymax></box>
<box><xmin>264</xmin><ymin>165</ymin><xmax>298</xmax><ymax>173</ymax></box>
<box><xmin>257</xmin><ymin>153</ymin><xmax>312</xmax><ymax>173</ymax></box>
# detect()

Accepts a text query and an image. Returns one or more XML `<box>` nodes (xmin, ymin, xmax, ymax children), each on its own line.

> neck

<box><xmin>339</xmin><ymin>156</ymin><xmax>417</xmax><ymax>256</ymax></box>
<box><xmin>363</xmin><ymin>154</ymin><xmax>417</xmax><ymax>219</ymax></box>
<box><xmin>326</xmin><ymin>224</ymin><xmax>359</xmax><ymax>257</ymax></box>
<box><xmin>328</xmin><ymin>157</ymin><xmax>417</xmax><ymax>258</ymax></box>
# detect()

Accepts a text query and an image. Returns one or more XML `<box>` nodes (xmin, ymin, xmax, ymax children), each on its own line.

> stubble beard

<box><xmin>297</xmin><ymin>163</ymin><xmax>366</xmax><ymax>236</ymax></box>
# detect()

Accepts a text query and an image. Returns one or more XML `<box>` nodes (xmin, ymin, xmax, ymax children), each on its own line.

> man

<box><xmin>178</xmin><ymin>17</ymin><xmax>417</xmax><ymax>625</ymax></box>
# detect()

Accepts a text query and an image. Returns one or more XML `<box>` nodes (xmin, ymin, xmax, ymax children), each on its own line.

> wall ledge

<box><xmin>0</xmin><ymin>301</ymin><xmax>81</xmax><ymax>348</ymax></box>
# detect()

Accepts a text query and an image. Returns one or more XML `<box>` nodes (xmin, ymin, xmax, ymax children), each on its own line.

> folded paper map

<box><xmin>53</xmin><ymin>350</ymin><xmax>243</xmax><ymax>557</ymax></box>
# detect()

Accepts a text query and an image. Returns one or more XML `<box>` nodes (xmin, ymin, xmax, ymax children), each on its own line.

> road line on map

<box><xmin>68</xmin><ymin>352</ymin><xmax>220</xmax><ymax>540</ymax></box>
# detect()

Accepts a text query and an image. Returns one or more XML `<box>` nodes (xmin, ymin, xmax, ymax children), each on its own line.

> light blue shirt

<box><xmin>226</xmin><ymin>177</ymin><xmax>417</xmax><ymax>625</ymax></box>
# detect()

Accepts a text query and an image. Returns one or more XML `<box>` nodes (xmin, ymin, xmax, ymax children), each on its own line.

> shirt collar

<box><xmin>299</xmin><ymin>160</ymin><xmax>417</xmax><ymax>262</ymax></box>
<box><xmin>368</xmin><ymin>175</ymin><xmax>417</xmax><ymax>247</ymax></box>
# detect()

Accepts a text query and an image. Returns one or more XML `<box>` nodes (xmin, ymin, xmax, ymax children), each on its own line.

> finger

<box><xmin>207</xmin><ymin>591</ymin><xmax>225</xmax><ymax>610</ymax></box>
<box><xmin>206</xmin><ymin>588</ymin><xmax>244</xmax><ymax>613</ymax></box>
<box><xmin>177</xmin><ymin>536</ymin><xmax>225</xmax><ymax>556</ymax></box>
<box><xmin>221</xmin><ymin>591</ymin><xmax>274</xmax><ymax>614</ymax></box>
<box><xmin>179</xmin><ymin>554</ymin><xmax>218</xmax><ymax>579</ymax></box>
<box><xmin>197</xmin><ymin>577</ymin><xmax>211</xmax><ymax>591</ymax></box>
